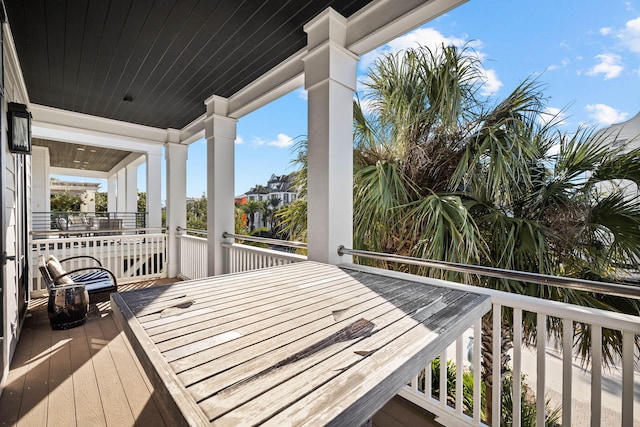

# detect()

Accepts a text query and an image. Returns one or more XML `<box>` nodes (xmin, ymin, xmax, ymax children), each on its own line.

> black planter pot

<box><xmin>47</xmin><ymin>284</ymin><xmax>89</xmax><ymax>330</ymax></box>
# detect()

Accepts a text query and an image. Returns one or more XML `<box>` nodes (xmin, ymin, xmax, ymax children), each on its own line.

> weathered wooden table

<box><xmin>111</xmin><ymin>261</ymin><xmax>491</xmax><ymax>426</ymax></box>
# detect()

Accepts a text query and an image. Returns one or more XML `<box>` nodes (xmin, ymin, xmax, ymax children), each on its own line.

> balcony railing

<box><xmin>338</xmin><ymin>247</ymin><xmax>639</xmax><ymax>427</ymax></box>
<box><xmin>32</xmin><ymin>211</ymin><xmax>147</xmax><ymax>239</ymax></box>
<box><xmin>175</xmin><ymin>228</ymin><xmax>306</xmax><ymax>279</ymax></box>
<box><xmin>30</xmin><ymin>228</ymin><xmax>167</xmax><ymax>292</ymax></box>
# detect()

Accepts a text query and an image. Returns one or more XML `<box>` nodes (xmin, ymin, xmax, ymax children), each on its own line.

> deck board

<box><xmin>0</xmin><ymin>278</ymin><xmax>177</xmax><ymax>427</ymax></box>
<box><xmin>112</xmin><ymin>262</ymin><xmax>491</xmax><ymax>426</ymax></box>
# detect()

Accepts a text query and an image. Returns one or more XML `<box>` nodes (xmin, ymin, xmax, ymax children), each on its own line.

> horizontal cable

<box><xmin>338</xmin><ymin>246</ymin><xmax>640</xmax><ymax>299</ymax></box>
<box><xmin>222</xmin><ymin>231</ymin><xmax>307</xmax><ymax>249</ymax></box>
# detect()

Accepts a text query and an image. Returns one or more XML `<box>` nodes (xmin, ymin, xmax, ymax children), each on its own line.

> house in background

<box><xmin>49</xmin><ymin>179</ymin><xmax>101</xmax><ymax>213</ymax></box>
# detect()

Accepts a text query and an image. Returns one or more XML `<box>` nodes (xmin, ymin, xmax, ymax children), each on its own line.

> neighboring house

<box><xmin>596</xmin><ymin>111</ymin><xmax>640</xmax><ymax>200</ymax></box>
<box><xmin>245</xmin><ymin>173</ymin><xmax>298</xmax><ymax>205</ymax></box>
<box><xmin>242</xmin><ymin>174</ymin><xmax>299</xmax><ymax>230</ymax></box>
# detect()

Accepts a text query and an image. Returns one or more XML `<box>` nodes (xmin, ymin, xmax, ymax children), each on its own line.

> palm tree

<box><xmin>279</xmin><ymin>44</ymin><xmax>640</xmax><ymax>421</ymax></box>
<box><xmin>353</xmin><ymin>44</ymin><xmax>640</xmax><ymax>420</ymax></box>
<box><xmin>243</xmin><ymin>200</ymin><xmax>260</xmax><ymax>231</ymax></box>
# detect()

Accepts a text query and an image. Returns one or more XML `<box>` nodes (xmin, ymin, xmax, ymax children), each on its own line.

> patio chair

<box><xmin>38</xmin><ymin>254</ymin><xmax>118</xmax><ymax>303</ymax></box>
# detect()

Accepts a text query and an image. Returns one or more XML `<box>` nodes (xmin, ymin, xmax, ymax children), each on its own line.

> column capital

<box><xmin>303</xmin><ymin>8</ymin><xmax>358</xmax><ymax>92</ymax></box>
<box><xmin>304</xmin><ymin>7</ymin><xmax>348</xmax><ymax>51</ymax></box>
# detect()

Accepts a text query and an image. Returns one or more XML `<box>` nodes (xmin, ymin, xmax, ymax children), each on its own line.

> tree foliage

<box><xmin>279</xmin><ymin>44</ymin><xmax>640</xmax><ymax>370</ymax></box>
<box><xmin>50</xmin><ymin>191</ymin><xmax>83</xmax><ymax>212</ymax></box>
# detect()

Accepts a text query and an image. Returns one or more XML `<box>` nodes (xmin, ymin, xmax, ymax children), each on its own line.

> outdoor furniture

<box><xmin>56</xmin><ymin>216</ymin><xmax>96</xmax><ymax>237</ymax></box>
<box><xmin>38</xmin><ymin>254</ymin><xmax>118</xmax><ymax>304</ymax></box>
<box><xmin>111</xmin><ymin>261</ymin><xmax>491</xmax><ymax>426</ymax></box>
<box><xmin>47</xmin><ymin>283</ymin><xmax>89</xmax><ymax>330</ymax></box>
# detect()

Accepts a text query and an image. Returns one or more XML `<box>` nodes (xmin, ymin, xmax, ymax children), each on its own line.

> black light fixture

<box><xmin>7</xmin><ymin>102</ymin><xmax>32</xmax><ymax>154</ymax></box>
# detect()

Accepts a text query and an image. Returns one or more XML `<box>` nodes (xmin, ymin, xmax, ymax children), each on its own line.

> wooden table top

<box><xmin>111</xmin><ymin>261</ymin><xmax>491</xmax><ymax>426</ymax></box>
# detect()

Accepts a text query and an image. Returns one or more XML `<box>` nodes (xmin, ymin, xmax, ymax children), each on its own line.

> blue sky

<box><xmin>58</xmin><ymin>0</ymin><xmax>640</xmax><ymax>199</ymax></box>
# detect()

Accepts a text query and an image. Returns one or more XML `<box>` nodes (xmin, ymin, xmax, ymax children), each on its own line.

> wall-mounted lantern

<box><xmin>7</xmin><ymin>102</ymin><xmax>32</xmax><ymax>154</ymax></box>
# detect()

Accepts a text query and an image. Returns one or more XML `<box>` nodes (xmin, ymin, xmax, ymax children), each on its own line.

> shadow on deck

<box><xmin>0</xmin><ymin>277</ymin><xmax>438</xmax><ymax>427</ymax></box>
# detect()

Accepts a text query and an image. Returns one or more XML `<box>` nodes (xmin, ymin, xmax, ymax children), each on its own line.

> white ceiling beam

<box><xmin>107</xmin><ymin>153</ymin><xmax>146</xmax><ymax>177</ymax></box>
<box><xmin>30</xmin><ymin>104</ymin><xmax>169</xmax><ymax>144</ymax></box>
<box><xmin>50</xmin><ymin>167</ymin><xmax>109</xmax><ymax>179</ymax></box>
<box><xmin>32</xmin><ymin>121</ymin><xmax>163</xmax><ymax>156</ymax></box>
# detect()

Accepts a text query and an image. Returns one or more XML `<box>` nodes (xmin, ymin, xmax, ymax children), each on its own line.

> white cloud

<box><xmin>266</xmin><ymin>133</ymin><xmax>295</xmax><ymax>148</ymax></box>
<box><xmin>546</xmin><ymin>59</ymin><xmax>570</xmax><ymax>71</ymax></box>
<box><xmin>358</xmin><ymin>27</ymin><xmax>503</xmax><ymax>97</ymax></box>
<box><xmin>480</xmin><ymin>69</ymin><xmax>502</xmax><ymax>96</ymax></box>
<box><xmin>296</xmin><ymin>87</ymin><xmax>308</xmax><ymax>101</ymax></box>
<box><xmin>359</xmin><ymin>27</ymin><xmax>467</xmax><ymax>71</ymax></box>
<box><xmin>356</xmin><ymin>96</ymin><xmax>377</xmax><ymax>115</ymax></box>
<box><xmin>539</xmin><ymin>106</ymin><xmax>568</xmax><ymax>126</ymax></box>
<box><xmin>618</xmin><ymin>16</ymin><xmax>640</xmax><ymax>53</ymax></box>
<box><xmin>234</xmin><ymin>135</ymin><xmax>244</xmax><ymax>144</ymax></box>
<box><xmin>599</xmin><ymin>27</ymin><xmax>613</xmax><ymax>36</ymax></box>
<box><xmin>586</xmin><ymin>53</ymin><xmax>623</xmax><ymax>79</ymax></box>
<box><xmin>585</xmin><ymin>104</ymin><xmax>628</xmax><ymax>125</ymax></box>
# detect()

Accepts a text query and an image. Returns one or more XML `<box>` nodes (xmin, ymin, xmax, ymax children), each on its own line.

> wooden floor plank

<box><xmin>0</xmin><ymin>277</ymin><xmax>177</xmax><ymax>427</ymax></box>
<box><xmin>46</xmin><ymin>328</ymin><xmax>75</xmax><ymax>427</ymax></box>
<box><xmin>67</xmin><ymin>312</ymin><xmax>107</xmax><ymax>427</ymax></box>
<box><xmin>0</xmin><ymin>304</ymin><xmax>41</xmax><ymax>426</ymax></box>
<box><xmin>83</xmin><ymin>308</ymin><xmax>136</xmax><ymax>427</ymax></box>
<box><xmin>97</xmin><ymin>307</ymin><xmax>167</xmax><ymax>427</ymax></box>
<box><xmin>17</xmin><ymin>304</ymin><xmax>52</xmax><ymax>427</ymax></box>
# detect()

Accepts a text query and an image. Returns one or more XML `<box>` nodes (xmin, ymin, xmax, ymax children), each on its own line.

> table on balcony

<box><xmin>111</xmin><ymin>261</ymin><xmax>491</xmax><ymax>426</ymax></box>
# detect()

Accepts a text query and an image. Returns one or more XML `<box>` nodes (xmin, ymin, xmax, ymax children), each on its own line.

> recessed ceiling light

<box><xmin>73</xmin><ymin>160</ymin><xmax>80</xmax><ymax>163</ymax></box>
<box><xmin>77</xmin><ymin>147</ymin><xmax>85</xmax><ymax>151</ymax></box>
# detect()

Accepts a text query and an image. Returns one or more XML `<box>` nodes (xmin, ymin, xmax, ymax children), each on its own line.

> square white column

<box><xmin>146</xmin><ymin>152</ymin><xmax>162</xmax><ymax>228</ymax></box>
<box><xmin>205</xmin><ymin>96</ymin><xmax>237</xmax><ymax>276</ymax></box>
<box><xmin>108</xmin><ymin>174</ymin><xmax>117</xmax><ymax>212</ymax></box>
<box><xmin>303</xmin><ymin>8</ymin><xmax>358</xmax><ymax>264</ymax></box>
<box><xmin>116</xmin><ymin>168</ymin><xmax>127</xmax><ymax>212</ymax></box>
<box><xmin>125</xmin><ymin>162</ymin><xmax>138</xmax><ymax>213</ymax></box>
<box><xmin>165</xmin><ymin>142</ymin><xmax>188</xmax><ymax>277</ymax></box>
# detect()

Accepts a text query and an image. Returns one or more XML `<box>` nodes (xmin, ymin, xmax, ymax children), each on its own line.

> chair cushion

<box><xmin>47</xmin><ymin>258</ymin><xmax>74</xmax><ymax>285</ymax></box>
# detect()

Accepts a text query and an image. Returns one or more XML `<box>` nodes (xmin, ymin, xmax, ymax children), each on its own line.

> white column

<box><xmin>107</xmin><ymin>174</ymin><xmax>117</xmax><ymax>212</ymax></box>
<box><xmin>165</xmin><ymin>142</ymin><xmax>188</xmax><ymax>277</ymax></box>
<box><xmin>125</xmin><ymin>162</ymin><xmax>138</xmax><ymax>212</ymax></box>
<box><xmin>116</xmin><ymin>168</ymin><xmax>126</xmax><ymax>212</ymax></box>
<box><xmin>31</xmin><ymin>146</ymin><xmax>50</xmax><ymax>213</ymax></box>
<box><xmin>205</xmin><ymin>95</ymin><xmax>237</xmax><ymax>276</ymax></box>
<box><xmin>303</xmin><ymin>8</ymin><xmax>358</xmax><ymax>264</ymax></box>
<box><xmin>146</xmin><ymin>152</ymin><xmax>162</xmax><ymax>228</ymax></box>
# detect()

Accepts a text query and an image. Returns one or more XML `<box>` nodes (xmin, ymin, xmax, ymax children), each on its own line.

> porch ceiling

<box><xmin>5</xmin><ymin>0</ymin><xmax>375</xmax><ymax>130</ymax></box>
<box><xmin>33</xmin><ymin>138</ymin><xmax>132</xmax><ymax>172</ymax></box>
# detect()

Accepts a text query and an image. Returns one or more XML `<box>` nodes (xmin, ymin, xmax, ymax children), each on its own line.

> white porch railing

<box><xmin>177</xmin><ymin>233</ymin><xmax>208</xmax><ymax>280</ymax></box>
<box><xmin>31</xmin><ymin>230</ymin><xmax>167</xmax><ymax>292</ymax></box>
<box><xmin>222</xmin><ymin>243</ymin><xmax>307</xmax><ymax>274</ymax></box>
<box><xmin>175</xmin><ymin>229</ymin><xmax>307</xmax><ymax>279</ymax></box>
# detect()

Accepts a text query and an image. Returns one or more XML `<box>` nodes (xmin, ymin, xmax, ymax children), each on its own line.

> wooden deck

<box><xmin>112</xmin><ymin>262</ymin><xmax>491</xmax><ymax>426</ymax></box>
<box><xmin>0</xmin><ymin>278</ymin><xmax>177</xmax><ymax>427</ymax></box>
<box><xmin>1</xmin><ymin>271</ymin><xmax>486</xmax><ymax>427</ymax></box>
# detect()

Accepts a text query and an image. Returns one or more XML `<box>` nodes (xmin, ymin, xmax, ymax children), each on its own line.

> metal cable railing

<box><xmin>337</xmin><ymin>245</ymin><xmax>640</xmax><ymax>299</ymax></box>
<box><xmin>222</xmin><ymin>232</ymin><xmax>308</xmax><ymax>250</ymax></box>
<box><xmin>176</xmin><ymin>226</ymin><xmax>208</xmax><ymax>236</ymax></box>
